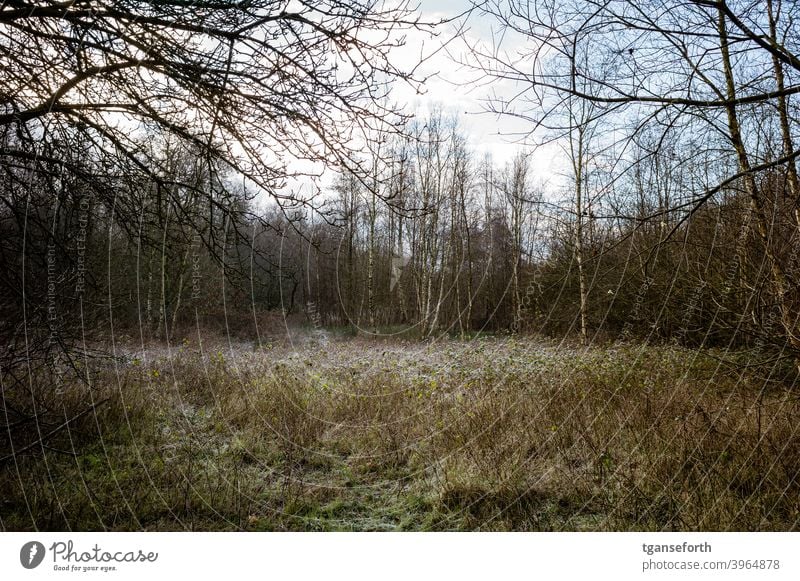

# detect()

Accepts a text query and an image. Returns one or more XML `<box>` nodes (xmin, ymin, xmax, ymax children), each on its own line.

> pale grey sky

<box><xmin>393</xmin><ymin>0</ymin><xmax>564</xmax><ymax>185</ymax></box>
<box><xmin>271</xmin><ymin>1</ymin><xmax>565</xmax><ymax>207</ymax></box>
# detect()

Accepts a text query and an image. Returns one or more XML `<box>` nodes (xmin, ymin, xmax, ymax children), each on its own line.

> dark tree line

<box><xmin>0</xmin><ymin>0</ymin><xmax>427</xmax><ymax>350</ymax></box>
<box><xmin>3</xmin><ymin>0</ymin><xmax>800</xmax><ymax>361</ymax></box>
<box><xmin>295</xmin><ymin>106</ymin><xmax>799</xmax><ymax>361</ymax></box>
<box><xmin>455</xmin><ymin>0</ymin><xmax>800</xmax><ymax>359</ymax></box>
<box><xmin>0</xmin><ymin>0</ymin><xmax>430</xmax><ymax>453</ymax></box>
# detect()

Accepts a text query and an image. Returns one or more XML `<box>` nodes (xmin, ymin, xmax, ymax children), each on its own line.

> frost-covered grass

<box><xmin>2</xmin><ymin>335</ymin><xmax>799</xmax><ymax>531</ymax></box>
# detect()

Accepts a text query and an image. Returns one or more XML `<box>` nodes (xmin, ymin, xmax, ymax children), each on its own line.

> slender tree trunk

<box><xmin>170</xmin><ymin>244</ymin><xmax>191</xmax><ymax>336</ymax></box>
<box><xmin>464</xmin><ymin>198</ymin><xmax>474</xmax><ymax>337</ymax></box>
<box><xmin>767</xmin><ymin>0</ymin><xmax>800</xmax><ymax>234</ymax></box>
<box><xmin>573</xmin><ymin>127</ymin><xmax>589</xmax><ymax>345</ymax></box>
<box><xmin>367</xmin><ymin>187</ymin><xmax>376</xmax><ymax>332</ymax></box>
<box><xmin>348</xmin><ymin>187</ymin><xmax>355</xmax><ymax>327</ymax></box>
<box><xmin>718</xmin><ymin>2</ymin><xmax>800</xmax><ymax>356</ymax></box>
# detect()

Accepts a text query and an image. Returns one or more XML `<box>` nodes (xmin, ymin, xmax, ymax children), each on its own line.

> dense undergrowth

<box><xmin>2</xmin><ymin>335</ymin><xmax>798</xmax><ymax>531</ymax></box>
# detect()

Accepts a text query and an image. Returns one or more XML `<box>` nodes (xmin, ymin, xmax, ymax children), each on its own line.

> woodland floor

<box><xmin>2</xmin><ymin>333</ymin><xmax>799</xmax><ymax>531</ymax></box>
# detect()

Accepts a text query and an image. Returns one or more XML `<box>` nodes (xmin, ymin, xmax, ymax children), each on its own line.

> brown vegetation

<box><xmin>2</xmin><ymin>336</ymin><xmax>797</xmax><ymax>531</ymax></box>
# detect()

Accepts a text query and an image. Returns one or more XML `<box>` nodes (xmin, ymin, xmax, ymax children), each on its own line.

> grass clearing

<box><xmin>2</xmin><ymin>336</ymin><xmax>798</xmax><ymax>531</ymax></box>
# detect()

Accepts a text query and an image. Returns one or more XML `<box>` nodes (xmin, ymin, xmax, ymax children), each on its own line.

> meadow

<box><xmin>2</xmin><ymin>334</ymin><xmax>798</xmax><ymax>531</ymax></box>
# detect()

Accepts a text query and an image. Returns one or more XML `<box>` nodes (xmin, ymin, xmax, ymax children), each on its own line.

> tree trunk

<box><xmin>718</xmin><ymin>2</ymin><xmax>800</xmax><ymax>357</ymax></box>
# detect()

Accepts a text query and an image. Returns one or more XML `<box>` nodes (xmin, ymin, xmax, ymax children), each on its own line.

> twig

<box><xmin>0</xmin><ymin>398</ymin><xmax>110</xmax><ymax>464</ymax></box>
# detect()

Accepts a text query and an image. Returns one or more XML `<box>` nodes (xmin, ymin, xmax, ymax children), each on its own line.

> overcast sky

<box><xmin>387</xmin><ymin>0</ymin><xmax>564</xmax><ymax>188</ymax></box>
<box><xmin>277</xmin><ymin>1</ymin><xmax>565</xmax><ymax>206</ymax></box>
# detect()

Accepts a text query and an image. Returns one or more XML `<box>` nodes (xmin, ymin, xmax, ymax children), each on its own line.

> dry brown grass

<box><xmin>1</xmin><ymin>335</ymin><xmax>798</xmax><ymax>531</ymax></box>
